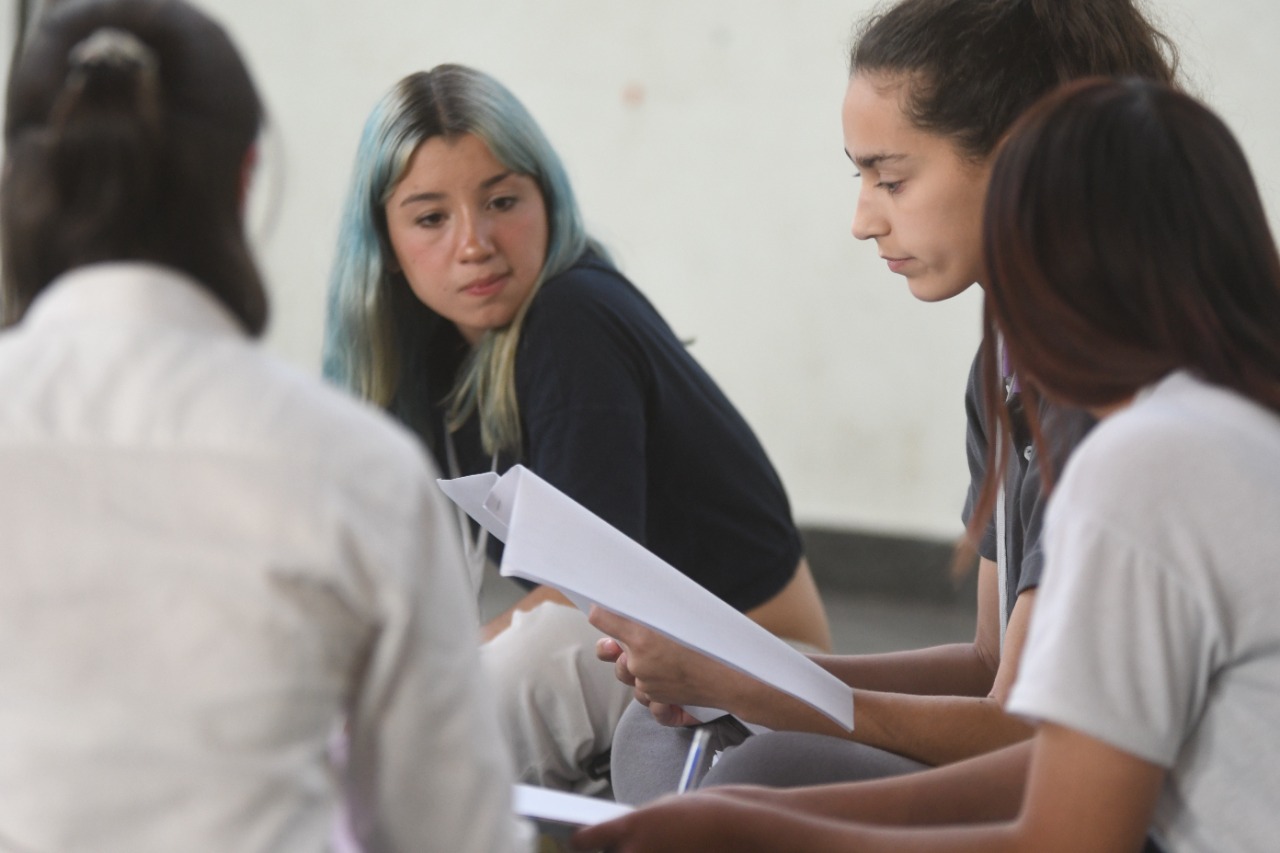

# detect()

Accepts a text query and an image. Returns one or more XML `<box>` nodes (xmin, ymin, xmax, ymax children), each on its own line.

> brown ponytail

<box><xmin>3</xmin><ymin>0</ymin><xmax>266</xmax><ymax>334</ymax></box>
<box><xmin>850</xmin><ymin>0</ymin><xmax>1178</xmax><ymax>159</ymax></box>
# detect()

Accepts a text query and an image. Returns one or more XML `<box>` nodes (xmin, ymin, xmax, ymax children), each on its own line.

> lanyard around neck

<box><xmin>444</xmin><ymin>429</ymin><xmax>497</xmax><ymax>599</ymax></box>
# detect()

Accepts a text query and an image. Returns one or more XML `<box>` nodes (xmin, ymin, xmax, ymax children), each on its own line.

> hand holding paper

<box><xmin>587</xmin><ymin>609</ymin><xmax>749</xmax><ymax>725</ymax></box>
<box><xmin>438</xmin><ymin>465</ymin><xmax>853</xmax><ymax>730</ymax></box>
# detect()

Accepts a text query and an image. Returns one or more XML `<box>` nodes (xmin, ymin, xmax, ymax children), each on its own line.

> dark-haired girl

<box><xmin>598</xmin><ymin>0</ymin><xmax>1178</xmax><ymax>806</ymax></box>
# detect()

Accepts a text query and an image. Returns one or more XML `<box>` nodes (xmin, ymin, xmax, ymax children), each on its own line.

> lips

<box><xmin>882</xmin><ymin>256</ymin><xmax>912</xmax><ymax>274</ymax></box>
<box><xmin>463</xmin><ymin>271</ymin><xmax>509</xmax><ymax>296</ymax></box>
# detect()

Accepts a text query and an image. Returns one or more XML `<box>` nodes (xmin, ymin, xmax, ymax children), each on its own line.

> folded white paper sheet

<box><xmin>438</xmin><ymin>465</ymin><xmax>854</xmax><ymax>731</ymax></box>
<box><xmin>514</xmin><ymin>784</ymin><xmax>632</xmax><ymax>834</ymax></box>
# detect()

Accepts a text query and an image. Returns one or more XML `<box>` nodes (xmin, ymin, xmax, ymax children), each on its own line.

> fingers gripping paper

<box><xmin>438</xmin><ymin>465</ymin><xmax>854</xmax><ymax>731</ymax></box>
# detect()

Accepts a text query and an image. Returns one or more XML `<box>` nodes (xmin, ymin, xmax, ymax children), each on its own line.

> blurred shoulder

<box><xmin>235</xmin><ymin>348</ymin><xmax>437</xmax><ymax>495</ymax></box>
<box><xmin>530</xmin><ymin>253</ymin><xmax>638</xmax><ymax>318</ymax></box>
<box><xmin>1057</xmin><ymin>371</ymin><xmax>1276</xmax><ymax>505</ymax></box>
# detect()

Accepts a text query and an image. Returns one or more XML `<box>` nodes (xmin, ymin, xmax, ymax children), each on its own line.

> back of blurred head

<box><xmin>984</xmin><ymin>77</ymin><xmax>1280</xmax><ymax>414</ymax></box>
<box><xmin>2</xmin><ymin>0</ymin><xmax>266</xmax><ymax>334</ymax></box>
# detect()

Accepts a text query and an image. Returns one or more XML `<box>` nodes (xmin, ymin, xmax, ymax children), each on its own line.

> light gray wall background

<box><xmin>4</xmin><ymin>0</ymin><xmax>1278</xmax><ymax>541</ymax></box>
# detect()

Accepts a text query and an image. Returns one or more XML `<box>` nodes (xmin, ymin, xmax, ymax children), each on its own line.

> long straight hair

<box><xmin>972</xmin><ymin>77</ymin><xmax>1280</xmax><ymax>540</ymax></box>
<box><xmin>323</xmin><ymin>64</ymin><xmax>609</xmax><ymax>455</ymax></box>
<box><xmin>3</xmin><ymin>0</ymin><xmax>265</xmax><ymax>333</ymax></box>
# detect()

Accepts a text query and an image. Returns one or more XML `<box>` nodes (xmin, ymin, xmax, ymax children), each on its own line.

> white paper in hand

<box><xmin>513</xmin><ymin>783</ymin><xmax>631</xmax><ymax>835</ymax></box>
<box><xmin>438</xmin><ymin>465</ymin><xmax>853</xmax><ymax>731</ymax></box>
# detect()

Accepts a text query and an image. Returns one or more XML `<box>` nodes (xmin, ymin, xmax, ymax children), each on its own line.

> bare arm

<box><xmin>591</xmin><ymin>558</ymin><xmax>1035</xmax><ymax>765</ymax></box>
<box><xmin>813</xmin><ymin>556</ymin><xmax>1005</xmax><ymax>697</ymax></box>
<box><xmin>717</xmin><ymin>739</ymin><xmax>1032</xmax><ymax>826</ymax></box>
<box><xmin>833</xmin><ymin>571</ymin><xmax>1037</xmax><ymax>765</ymax></box>
<box><xmin>573</xmin><ymin>725</ymin><xmax>1165</xmax><ymax>853</ymax></box>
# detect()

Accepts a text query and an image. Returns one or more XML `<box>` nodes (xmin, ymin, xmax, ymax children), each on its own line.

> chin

<box><xmin>907</xmin><ymin>277</ymin><xmax>973</xmax><ymax>303</ymax></box>
<box><xmin>474</xmin><ymin>309</ymin><xmax>519</xmax><ymax>335</ymax></box>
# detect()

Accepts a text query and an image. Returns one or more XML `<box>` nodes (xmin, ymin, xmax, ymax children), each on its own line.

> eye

<box><xmin>877</xmin><ymin>180</ymin><xmax>904</xmax><ymax>195</ymax></box>
<box><xmin>489</xmin><ymin>194</ymin><xmax>519</xmax><ymax>212</ymax></box>
<box><xmin>414</xmin><ymin>211</ymin><xmax>446</xmax><ymax>228</ymax></box>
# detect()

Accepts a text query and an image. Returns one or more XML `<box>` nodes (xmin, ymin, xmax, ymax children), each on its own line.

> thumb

<box><xmin>596</xmin><ymin>635</ymin><xmax>625</xmax><ymax>662</ymax></box>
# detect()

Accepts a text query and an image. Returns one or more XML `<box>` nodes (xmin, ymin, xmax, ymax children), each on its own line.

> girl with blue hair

<box><xmin>323</xmin><ymin>64</ymin><xmax>832</xmax><ymax>794</ymax></box>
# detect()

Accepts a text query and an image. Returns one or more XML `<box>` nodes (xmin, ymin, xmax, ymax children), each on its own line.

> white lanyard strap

<box><xmin>444</xmin><ymin>430</ymin><xmax>496</xmax><ymax>600</ymax></box>
<box><xmin>995</xmin><ymin>334</ymin><xmax>1013</xmax><ymax>650</ymax></box>
<box><xmin>996</xmin><ymin>478</ymin><xmax>1008</xmax><ymax>651</ymax></box>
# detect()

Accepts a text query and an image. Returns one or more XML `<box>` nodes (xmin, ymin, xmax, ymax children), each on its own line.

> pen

<box><xmin>675</xmin><ymin>726</ymin><xmax>713</xmax><ymax>794</ymax></box>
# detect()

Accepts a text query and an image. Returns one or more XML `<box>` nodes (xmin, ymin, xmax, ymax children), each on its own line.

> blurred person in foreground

<box><xmin>0</xmin><ymin>1</ymin><xmax>529</xmax><ymax>850</ymax></box>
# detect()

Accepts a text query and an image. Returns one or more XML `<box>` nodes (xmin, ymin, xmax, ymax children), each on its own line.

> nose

<box><xmin>458</xmin><ymin>210</ymin><xmax>494</xmax><ymax>262</ymax></box>
<box><xmin>851</xmin><ymin>187</ymin><xmax>886</xmax><ymax>242</ymax></box>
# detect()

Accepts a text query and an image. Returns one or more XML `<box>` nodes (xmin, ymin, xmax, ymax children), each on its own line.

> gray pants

<box><xmin>610</xmin><ymin>699</ymin><xmax>928</xmax><ymax>805</ymax></box>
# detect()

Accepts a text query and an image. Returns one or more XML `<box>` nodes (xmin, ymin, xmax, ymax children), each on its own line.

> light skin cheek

<box><xmin>390</xmin><ymin>229</ymin><xmax>449</xmax><ymax>292</ymax></box>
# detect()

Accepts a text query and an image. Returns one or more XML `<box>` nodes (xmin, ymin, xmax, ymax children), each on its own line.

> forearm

<box><xmin>775</xmin><ymin>727</ymin><xmax>1163</xmax><ymax>853</ymax></box>
<box><xmin>849</xmin><ymin>689</ymin><xmax>1033</xmax><ymax>765</ymax></box>
<box><xmin>601</xmin><ymin>793</ymin><xmax>1024</xmax><ymax>853</ymax></box>
<box><xmin>737</xmin><ymin>740</ymin><xmax>1031</xmax><ymax>826</ymax></box>
<box><xmin>725</xmin><ymin>808</ymin><xmax>1023</xmax><ymax>853</ymax></box>
<box><xmin>787</xmin><ymin>817</ymin><xmax>1024</xmax><ymax>853</ymax></box>
<box><xmin>722</xmin><ymin>677</ymin><xmax>1030</xmax><ymax>767</ymax></box>
<box><xmin>814</xmin><ymin>642</ymin><xmax>997</xmax><ymax>697</ymax></box>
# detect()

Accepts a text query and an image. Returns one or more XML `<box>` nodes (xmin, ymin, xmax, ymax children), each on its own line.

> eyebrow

<box><xmin>848</xmin><ymin>152</ymin><xmax>907</xmax><ymax>171</ymax></box>
<box><xmin>397</xmin><ymin>170</ymin><xmax>515</xmax><ymax>207</ymax></box>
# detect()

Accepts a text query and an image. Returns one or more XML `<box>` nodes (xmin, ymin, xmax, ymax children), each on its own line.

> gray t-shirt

<box><xmin>1009</xmin><ymin>371</ymin><xmax>1280</xmax><ymax>853</ymax></box>
<box><xmin>961</xmin><ymin>349</ymin><xmax>1096</xmax><ymax>618</ymax></box>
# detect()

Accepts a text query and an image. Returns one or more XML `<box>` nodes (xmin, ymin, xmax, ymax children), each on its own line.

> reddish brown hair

<box><xmin>968</xmin><ymin>77</ymin><xmax>1280</xmax><ymax>541</ymax></box>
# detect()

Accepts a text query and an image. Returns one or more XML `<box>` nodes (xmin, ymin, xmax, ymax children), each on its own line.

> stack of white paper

<box><xmin>513</xmin><ymin>784</ymin><xmax>631</xmax><ymax>835</ymax></box>
<box><xmin>439</xmin><ymin>465</ymin><xmax>854</xmax><ymax>731</ymax></box>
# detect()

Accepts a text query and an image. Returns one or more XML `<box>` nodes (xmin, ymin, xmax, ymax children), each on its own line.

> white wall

<box><xmin>5</xmin><ymin>1</ymin><xmax>1279</xmax><ymax>539</ymax></box>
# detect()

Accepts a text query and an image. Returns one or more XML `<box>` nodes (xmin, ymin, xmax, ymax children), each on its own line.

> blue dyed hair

<box><xmin>323</xmin><ymin>64</ymin><xmax>609</xmax><ymax>454</ymax></box>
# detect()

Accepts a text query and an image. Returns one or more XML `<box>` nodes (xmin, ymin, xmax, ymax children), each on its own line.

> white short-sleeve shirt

<box><xmin>0</xmin><ymin>263</ymin><xmax>531</xmax><ymax>853</ymax></box>
<box><xmin>1008</xmin><ymin>371</ymin><xmax>1280</xmax><ymax>853</ymax></box>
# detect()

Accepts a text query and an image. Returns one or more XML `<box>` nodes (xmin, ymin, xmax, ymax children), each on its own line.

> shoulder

<box><xmin>963</xmin><ymin>345</ymin><xmax>989</xmax><ymax>417</ymax></box>
<box><xmin>519</xmin><ymin>255</ymin><xmax>666</xmax><ymax>369</ymax></box>
<box><xmin>963</xmin><ymin>345</ymin><xmax>993</xmax><ymax>452</ymax></box>
<box><xmin>527</xmin><ymin>255</ymin><xmax>645</xmax><ymax>325</ymax></box>
<box><xmin>1054</xmin><ymin>373</ymin><xmax>1272</xmax><ymax>522</ymax></box>
<box><xmin>1069</xmin><ymin>375</ymin><xmax>1225</xmax><ymax>472</ymax></box>
<box><xmin>229</xmin><ymin>347</ymin><xmax>437</xmax><ymax>498</ymax></box>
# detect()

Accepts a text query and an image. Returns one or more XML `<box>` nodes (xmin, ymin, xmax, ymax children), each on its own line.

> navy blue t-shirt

<box><xmin>447</xmin><ymin>254</ymin><xmax>802</xmax><ymax>613</ymax></box>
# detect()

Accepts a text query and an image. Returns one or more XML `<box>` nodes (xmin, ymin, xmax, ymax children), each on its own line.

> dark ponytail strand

<box><xmin>7</xmin><ymin>30</ymin><xmax>166</xmax><ymax>322</ymax></box>
<box><xmin>851</xmin><ymin>0</ymin><xmax>1178</xmax><ymax>159</ymax></box>
<box><xmin>3</xmin><ymin>0</ymin><xmax>266</xmax><ymax>334</ymax></box>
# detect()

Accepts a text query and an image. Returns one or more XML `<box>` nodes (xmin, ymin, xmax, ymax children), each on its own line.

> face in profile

<box><xmin>842</xmin><ymin>73</ymin><xmax>991</xmax><ymax>302</ymax></box>
<box><xmin>384</xmin><ymin>133</ymin><xmax>549</xmax><ymax>343</ymax></box>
